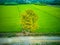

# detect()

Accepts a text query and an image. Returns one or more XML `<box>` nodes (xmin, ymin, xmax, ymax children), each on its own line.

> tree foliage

<box><xmin>21</xmin><ymin>9</ymin><xmax>38</xmax><ymax>32</ymax></box>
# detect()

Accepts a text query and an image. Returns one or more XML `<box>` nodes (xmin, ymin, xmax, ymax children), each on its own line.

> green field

<box><xmin>0</xmin><ymin>4</ymin><xmax>60</xmax><ymax>33</ymax></box>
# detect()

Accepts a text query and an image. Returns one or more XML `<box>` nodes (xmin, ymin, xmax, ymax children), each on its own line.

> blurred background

<box><xmin>0</xmin><ymin>0</ymin><xmax>60</xmax><ymax>5</ymax></box>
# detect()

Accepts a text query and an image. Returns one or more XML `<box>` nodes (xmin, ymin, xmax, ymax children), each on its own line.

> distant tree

<box><xmin>0</xmin><ymin>0</ymin><xmax>5</xmax><ymax>4</ymax></box>
<box><xmin>54</xmin><ymin>0</ymin><xmax>60</xmax><ymax>5</ymax></box>
<box><xmin>16</xmin><ymin>0</ymin><xmax>26</xmax><ymax>4</ymax></box>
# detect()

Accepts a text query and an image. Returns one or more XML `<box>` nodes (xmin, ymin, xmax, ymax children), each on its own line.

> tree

<box><xmin>54</xmin><ymin>0</ymin><xmax>60</xmax><ymax>5</ymax></box>
<box><xmin>21</xmin><ymin>9</ymin><xmax>38</xmax><ymax>33</ymax></box>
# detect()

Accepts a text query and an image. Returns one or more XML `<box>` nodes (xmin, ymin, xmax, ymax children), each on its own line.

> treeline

<box><xmin>0</xmin><ymin>0</ymin><xmax>60</xmax><ymax>5</ymax></box>
<box><xmin>45</xmin><ymin>0</ymin><xmax>60</xmax><ymax>5</ymax></box>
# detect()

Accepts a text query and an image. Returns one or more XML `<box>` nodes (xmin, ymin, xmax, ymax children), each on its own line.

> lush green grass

<box><xmin>0</xmin><ymin>4</ymin><xmax>60</xmax><ymax>33</ymax></box>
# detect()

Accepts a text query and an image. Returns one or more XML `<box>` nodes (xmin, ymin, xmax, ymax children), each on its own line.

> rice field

<box><xmin>0</xmin><ymin>4</ymin><xmax>60</xmax><ymax>33</ymax></box>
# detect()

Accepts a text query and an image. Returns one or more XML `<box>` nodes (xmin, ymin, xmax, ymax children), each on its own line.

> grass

<box><xmin>0</xmin><ymin>4</ymin><xmax>60</xmax><ymax>33</ymax></box>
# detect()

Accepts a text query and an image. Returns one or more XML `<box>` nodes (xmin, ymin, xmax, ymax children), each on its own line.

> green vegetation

<box><xmin>0</xmin><ymin>4</ymin><xmax>60</xmax><ymax>33</ymax></box>
<box><xmin>21</xmin><ymin>9</ymin><xmax>38</xmax><ymax>32</ymax></box>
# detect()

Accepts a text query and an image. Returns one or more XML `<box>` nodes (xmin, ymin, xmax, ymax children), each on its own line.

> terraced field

<box><xmin>0</xmin><ymin>4</ymin><xmax>60</xmax><ymax>33</ymax></box>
